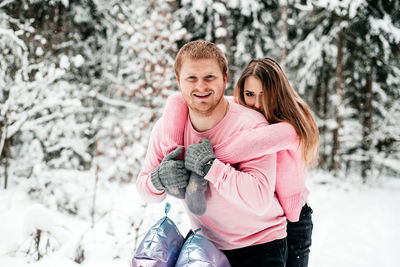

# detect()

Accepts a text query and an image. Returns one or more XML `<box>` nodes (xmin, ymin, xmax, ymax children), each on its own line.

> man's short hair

<box><xmin>174</xmin><ymin>40</ymin><xmax>228</xmax><ymax>78</ymax></box>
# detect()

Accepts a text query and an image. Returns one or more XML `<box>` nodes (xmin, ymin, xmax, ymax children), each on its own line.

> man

<box><xmin>136</xmin><ymin>40</ymin><xmax>287</xmax><ymax>266</ymax></box>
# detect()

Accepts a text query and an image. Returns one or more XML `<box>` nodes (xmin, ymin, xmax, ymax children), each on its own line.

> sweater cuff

<box><xmin>204</xmin><ymin>158</ymin><xmax>226</xmax><ymax>184</ymax></box>
<box><xmin>279</xmin><ymin>194</ymin><xmax>303</xmax><ymax>222</ymax></box>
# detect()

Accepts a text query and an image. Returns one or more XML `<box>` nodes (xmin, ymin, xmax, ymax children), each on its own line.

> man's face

<box><xmin>177</xmin><ymin>58</ymin><xmax>227</xmax><ymax>116</ymax></box>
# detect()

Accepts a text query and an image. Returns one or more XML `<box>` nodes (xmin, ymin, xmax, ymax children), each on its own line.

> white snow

<box><xmin>308</xmin><ymin>173</ymin><xmax>400</xmax><ymax>267</ymax></box>
<box><xmin>215</xmin><ymin>27</ymin><xmax>227</xmax><ymax>38</ymax></box>
<box><xmin>35</xmin><ymin>47</ymin><xmax>44</xmax><ymax>57</ymax></box>
<box><xmin>72</xmin><ymin>55</ymin><xmax>84</xmax><ymax>68</ymax></box>
<box><xmin>60</xmin><ymin>55</ymin><xmax>70</xmax><ymax>69</ymax></box>
<box><xmin>0</xmin><ymin>170</ymin><xmax>399</xmax><ymax>267</ymax></box>
<box><xmin>212</xmin><ymin>2</ymin><xmax>227</xmax><ymax>15</ymax></box>
<box><xmin>370</xmin><ymin>15</ymin><xmax>400</xmax><ymax>43</ymax></box>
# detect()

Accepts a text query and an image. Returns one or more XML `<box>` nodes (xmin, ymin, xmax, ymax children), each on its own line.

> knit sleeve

<box><xmin>275</xmin><ymin>150</ymin><xmax>308</xmax><ymax>222</ymax></box>
<box><xmin>205</xmin><ymin>153</ymin><xmax>277</xmax><ymax>215</ymax></box>
<box><xmin>136</xmin><ymin>119</ymin><xmax>167</xmax><ymax>203</ymax></box>
<box><xmin>160</xmin><ymin>93</ymin><xmax>188</xmax><ymax>155</ymax></box>
<box><xmin>214</xmin><ymin>122</ymin><xmax>299</xmax><ymax>164</ymax></box>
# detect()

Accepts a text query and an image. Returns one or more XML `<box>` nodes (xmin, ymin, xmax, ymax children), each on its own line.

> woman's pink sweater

<box><xmin>161</xmin><ymin>94</ymin><xmax>309</xmax><ymax>222</ymax></box>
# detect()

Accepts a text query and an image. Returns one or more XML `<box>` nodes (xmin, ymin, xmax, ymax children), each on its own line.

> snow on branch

<box><xmin>0</xmin><ymin>0</ymin><xmax>16</xmax><ymax>9</ymax></box>
<box><xmin>0</xmin><ymin>28</ymin><xmax>27</xmax><ymax>50</ymax></box>
<box><xmin>94</xmin><ymin>93</ymin><xmax>150</xmax><ymax>112</ymax></box>
<box><xmin>7</xmin><ymin>101</ymin><xmax>91</xmax><ymax>139</ymax></box>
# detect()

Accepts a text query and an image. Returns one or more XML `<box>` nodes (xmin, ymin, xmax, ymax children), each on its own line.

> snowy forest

<box><xmin>1</xmin><ymin>0</ymin><xmax>399</xmax><ymax>266</ymax></box>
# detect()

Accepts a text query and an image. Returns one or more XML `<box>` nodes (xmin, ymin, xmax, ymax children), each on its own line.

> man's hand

<box><xmin>185</xmin><ymin>138</ymin><xmax>216</xmax><ymax>176</ymax></box>
<box><xmin>150</xmin><ymin>146</ymin><xmax>189</xmax><ymax>199</ymax></box>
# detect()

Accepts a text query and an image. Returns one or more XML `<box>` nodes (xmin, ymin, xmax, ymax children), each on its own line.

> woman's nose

<box><xmin>254</xmin><ymin>97</ymin><xmax>262</xmax><ymax>109</ymax></box>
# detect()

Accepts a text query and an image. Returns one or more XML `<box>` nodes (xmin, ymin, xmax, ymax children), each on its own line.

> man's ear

<box><xmin>176</xmin><ymin>76</ymin><xmax>182</xmax><ymax>91</ymax></box>
<box><xmin>223</xmin><ymin>72</ymin><xmax>228</xmax><ymax>88</ymax></box>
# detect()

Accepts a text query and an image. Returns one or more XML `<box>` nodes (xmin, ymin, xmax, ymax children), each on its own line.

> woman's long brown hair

<box><xmin>234</xmin><ymin>57</ymin><xmax>319</xmax><ymax>167</ymax></box>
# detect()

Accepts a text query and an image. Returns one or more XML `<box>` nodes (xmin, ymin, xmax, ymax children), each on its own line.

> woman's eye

<box><xmin>245</xmin><ymin>92</ymin><xmax>254</xmax><ymax>97</ymax></box>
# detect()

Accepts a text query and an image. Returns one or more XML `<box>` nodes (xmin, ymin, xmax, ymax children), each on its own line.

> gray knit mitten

<box><xmin>185</xmin><ymin>138</ymin><xmax>216</xmax><ymax>176</ymax></box>
<box><xmin>185</xmin><ymin>172</ymin><xmax>208</xmax><ymax>216</ymax></box>
<box><xmin>150</xmin><ymin>146</ymin><xmax>189</xmax><ymax>199</ymax></box>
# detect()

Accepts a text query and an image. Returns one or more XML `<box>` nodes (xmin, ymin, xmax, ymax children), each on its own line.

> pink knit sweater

<box><xmin>137</xmin><ymin>99</ymin><xmax>287</xmax><ymax>250</ymax></box>
<box><xmin>160</xmin><ymin>93</ymin><xmax>309</xmax><ymax>222</ymax></box>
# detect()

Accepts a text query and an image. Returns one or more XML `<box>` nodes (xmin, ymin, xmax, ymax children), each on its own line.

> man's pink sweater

<box><xmin>136</xmin><ymin>100</ymin><xmax>287</xmax><ymax>250</ymax></box>
<box><xmin>160</xmin><ymin>94</ymin><xmax>309</xmax><ymax>222</ymax></box>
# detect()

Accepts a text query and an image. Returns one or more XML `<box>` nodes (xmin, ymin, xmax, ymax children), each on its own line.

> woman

<box><xmin>233</xmin><ymin>57</ymin><xmax>318</xmax><ymax>267</ymax></box>
<box><xmin>160</xmin><ymin>57</ymin><xmax>319</xmax><ymax>267</ymax></box>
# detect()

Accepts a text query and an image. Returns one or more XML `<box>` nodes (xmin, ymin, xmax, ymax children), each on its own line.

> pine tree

<box><xmin>286</xmin><ymin>0</ymin><xmax>400</xmax><ymax>178</ymax></box>
<box><xmin>1</xmin><ymin>0</ymin><xmax>98</xmax><ymax>182</ymax></box>
<box><xmin>84</xmin><ymin>0</ymin><xmax>184</xmax><ymax>182</ymax></box>
<box><xmin>0</xmin><ymin>7</ymin><xmax>30</xmax><ymax>187</ymax></box>
<box><xmin>285</xmin><ymin>1</ymin><xmax>338</xmax><ymax>172</ymax></box>
<box><xmin>344</xmin><ymin>0</ymin><xmax>400</xmax><ymax>180</ymax></box>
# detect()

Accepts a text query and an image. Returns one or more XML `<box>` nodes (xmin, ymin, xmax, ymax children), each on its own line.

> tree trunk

<box><xmin>361</xmin><ymin>70</ymin><xmax>373</xmax><ymax>182</ymax></box>
<box><xmin>0</xmin><ymin>114</ymin><xmax>8</xmax><ymax>189</ymax></box>
<box><xmin>35</xmin><ymin>229</ymin><xmax>42</xmax><ymax>260</ymax></box>
<box><xmin>91</xmin><ymin>137</ymin><xmax>100</xmax><ymax>228</ymax></box>
<box><xmin>226</xmin><ymin>7</ymin><xmax>238</xmax><ymax>95</ymax></box>
<box><xmin>4</xmin><ymin>138</ymin><xmax>10</xmax><ymax>189</ymax></box>
<box><xmin>332</xmin><ymin>25</ymin><xmax>345</xmax><ymax>177</ymax></box>
<box><xmin>317</xmin><ymin>75</ymin><xmax>329</xmax><ymax>168</ymax></box>
<box><xmin>279</xmin><ymin>0</ymin><xmax>288</xmax><ymax>63</ymax></box>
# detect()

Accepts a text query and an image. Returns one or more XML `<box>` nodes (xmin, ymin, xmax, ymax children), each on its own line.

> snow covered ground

<box><xmin>0</xmin><ymin>170</ymin><xmax>399</xmax><ymax>267</ymax></box>
<box><xmin>308</xmin><ymin>172</ymin><xmax>400</xmax><ymax>267</ymax></box>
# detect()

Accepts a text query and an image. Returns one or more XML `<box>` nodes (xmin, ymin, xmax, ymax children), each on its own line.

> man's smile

<box><xmin>193</xmin><ymin>92</ymin><xmax>212</xmax><ymax>98</ymax></box>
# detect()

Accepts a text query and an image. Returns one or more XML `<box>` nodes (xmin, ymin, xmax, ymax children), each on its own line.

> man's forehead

<box><xmin>181</xmin><ymin>57</ymin><xmax>218</xmax><ymax>64</ymax></box>
<box><xmin>180</xmin><ymin>58</ymin><xmax>222</xmax><ymax>74</ymax></box>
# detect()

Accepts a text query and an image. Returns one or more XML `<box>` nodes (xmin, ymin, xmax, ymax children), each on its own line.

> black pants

<box><xmin>221</xmin><ymin>238</ymin><xmax>287</xmax><ymax>267</ymax></box>
<box><xmin>286</xmin><ymin>204</ymin><xmax>313</xmax><ymax>267</ymax></box>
